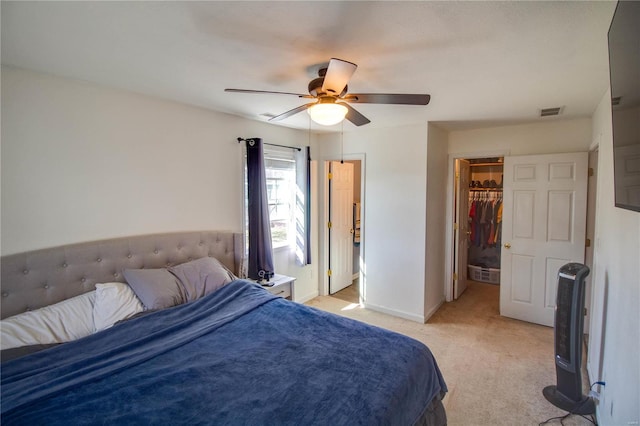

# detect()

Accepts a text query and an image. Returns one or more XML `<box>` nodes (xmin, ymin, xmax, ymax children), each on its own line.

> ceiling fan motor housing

<box><xmin>308</xmin><ymin>77</ymin><xmax>324</xmax><ymax>97</ymax></box>
<box><xmin>308</xmin><ymin>76</ymin><xmax>348</xmax><ymax>97</ymax></box>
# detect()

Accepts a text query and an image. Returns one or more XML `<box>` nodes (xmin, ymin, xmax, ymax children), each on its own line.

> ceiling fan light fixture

<box><xmin>307</xmin><ymin>102</ymin><xmax>348</xmax><ymax>126</ymax></box>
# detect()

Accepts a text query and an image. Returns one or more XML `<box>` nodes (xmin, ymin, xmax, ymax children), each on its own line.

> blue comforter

<box><xmin>1</xmin><ymin>280</ymin><xmax>447</xmax><ymax>425</ymax></box>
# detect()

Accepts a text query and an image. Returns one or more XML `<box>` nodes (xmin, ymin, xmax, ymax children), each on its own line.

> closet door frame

<box><xmin>444</xmin><ymin>150</ymin><xmax>510</xmax><ymax>303</ymax></box>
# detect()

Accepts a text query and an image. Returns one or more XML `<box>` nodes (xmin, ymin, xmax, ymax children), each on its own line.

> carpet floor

<box><xmin>306</xmin><ymin>280</ymin><xmax>595</xmax><ymax>425</ymax></box>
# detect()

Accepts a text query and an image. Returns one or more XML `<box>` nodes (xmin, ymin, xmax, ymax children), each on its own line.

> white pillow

<box><xmin>0</xmin><ymin>291</ymin><xmax>96</xmax><ymax>350</ymax></box>
<box><xmin>93</xmin><ymin>282</ymin><xmax>143</xmax><ymax>331</ymax></box>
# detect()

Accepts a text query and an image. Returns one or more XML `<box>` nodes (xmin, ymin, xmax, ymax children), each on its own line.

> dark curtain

<box><xmin>246</xmin><ymin>138</ymin><xmax>274</xmax><ymax>281</ymax></box>
<box><xmin>295</xmin><ymin>146</ymin><xmax>312</xmax><ymax>265</ymax></box>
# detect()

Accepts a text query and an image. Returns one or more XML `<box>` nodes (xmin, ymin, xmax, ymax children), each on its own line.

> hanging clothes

<box><xmin>468</xmin><ymin>199</ymin><xmax>477</xmax><ymax>243</ymax></box>
<box><xmin>467</xmin><ymin>190</ymin><xmax>503</xmax><ymax>269</ymax></box>
<box><xmin>468</xmin><ymin>191</ymin><xmax>503</xmax><ymax>249</ymax></box>
<box><xmin>494</xmin><ymin>199</ymin><xmax>503</xmax><ymax>245</ymax></box>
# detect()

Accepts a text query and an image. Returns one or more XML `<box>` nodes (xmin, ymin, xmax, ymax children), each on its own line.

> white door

<box><xmin>329</xmin><ymin>161</ymin><xmax>354</xmax><ymax>294</ymax></box>
<box><xmin>500</xmin><ymin>152</ymin><xmax>588</xmax><ymax>326</ymax></box>
<box><xmin>454</xmin><ymin>159</ymin><xmax>471</xmax><ymax>299</ymax></box>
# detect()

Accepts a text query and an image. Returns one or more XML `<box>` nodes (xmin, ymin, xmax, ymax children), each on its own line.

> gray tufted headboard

<box><xmin>0</xmin><ymin>231</ymin><xmax>244</xmax><ymax>319</ymax></box>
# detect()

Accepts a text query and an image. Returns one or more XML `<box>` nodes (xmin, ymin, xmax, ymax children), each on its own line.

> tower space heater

<box><xmin>543</xmin><ymin>263</ymin><xmax>595</xmax><ymax>415</ymax></box>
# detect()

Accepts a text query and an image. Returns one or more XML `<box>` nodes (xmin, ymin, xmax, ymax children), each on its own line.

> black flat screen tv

<box><xmin>608</xmin><ymin>1</ymin><xmax>640</xmax><ymax>212</ymax></box>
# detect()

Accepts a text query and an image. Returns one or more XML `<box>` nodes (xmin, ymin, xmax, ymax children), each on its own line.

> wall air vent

<box><xmin>611</xmin><ymin>96</ymin><xmax>621</xmax><ymax>106</ymax></box>
<box><xmin>540</xmin><ymin>107</ymin><xmax>563</xmax><ymax>117</ymax></box>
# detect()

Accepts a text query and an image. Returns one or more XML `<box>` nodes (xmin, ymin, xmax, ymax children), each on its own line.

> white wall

<box><xmin>424</xmin><ymin>124</ymin><xmax>449</xmax><ymax>319</ymax></box>
<box><xmin>449</xmin><ymin>118</ymin><xmax>593</xmax><ymax>156</ymax></box>
<box><xmin>587</xmin><ymin>89</ymin><xmax>640</xmax><ymax>425</ymax></box>
<box><xmin>444</xmin><ymin>119</ymin><xmax>593</xmax><ymax>300</ymax></box>
<box><xmin>317</xmin><ymin>124</ymin><xmax>429</xmax><ymax>322</ymax></box>
<box><xmin>1</xmin><ymin>67</ymin><xmax>319</xmax><ymax>302</ymax></box>
<box><xmin>317</xmin><ymin>119</ymin><xmax>594</xmax><ymax>324</ymax></box>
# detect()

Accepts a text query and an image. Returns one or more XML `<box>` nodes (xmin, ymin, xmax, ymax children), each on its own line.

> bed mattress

<box><xmin>2</xmin><ymin>280</ymin><xmax>447</xmax><ymax>425</ymax></box>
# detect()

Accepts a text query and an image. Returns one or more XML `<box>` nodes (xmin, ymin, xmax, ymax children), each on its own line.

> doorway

<box><xmin>323</xmin><ymin>157</ymin><xmax>364</xmax><ymax>304</ymax></box>
<box><xmin>448</xmin><ymin>152</ymin><xmax>589</xmax><ymax>326</ymax></box>
<box><xmin>453</xmin><ymin>157</ymin><xmax>504</xmax><ymax>303</ymax></box>
<box><xmin>583</xmin><ymin>148</ymin><xmax>598</xmax><ymax>335</ymax></box>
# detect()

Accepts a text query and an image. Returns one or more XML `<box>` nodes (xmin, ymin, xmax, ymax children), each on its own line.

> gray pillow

<box><xmin>122</xmin><ymin>269</ymin><xmax>185</xmax><ymax>311</ymax></box>
<box><xmin>169</xmin><ymin>257</ymin><xmax>236</xmax><ymax>303</ymax></box>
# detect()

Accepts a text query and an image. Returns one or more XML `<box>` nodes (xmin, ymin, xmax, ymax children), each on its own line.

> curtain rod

<box><xmin>236</xmin><ymin>137</ymin><xmax>301</xmax><ymax>152</ymax></box>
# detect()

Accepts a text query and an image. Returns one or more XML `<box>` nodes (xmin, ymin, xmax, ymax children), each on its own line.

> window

<box><xmin>264</xmin><ymin>149</ymin><xmax>296</xmax><ymax>248</ymax></box>
<box><xmin>244</xmin><ymin>146</ymin><xmax>297</xmax><ymax>249</ymax></box>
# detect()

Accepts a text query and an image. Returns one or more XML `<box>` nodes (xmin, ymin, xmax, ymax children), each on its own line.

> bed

<box><xmin>1</xmin><ymin>231</ymin><xmax>447</xmax><ymax>425</ymax></box>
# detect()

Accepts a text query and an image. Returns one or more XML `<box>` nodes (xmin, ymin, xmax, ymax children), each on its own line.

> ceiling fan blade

<box><xmin>268</xmin><ymin>103</ymin><xmax>316</xmax><ymax>122</ymax></box>
<box><xmin>321</xmin><ymin>58</ymin><xmax>357</xmax><ymax>96</ymax></box>
<box><xmin>343</xmin><ymin>103</ymin><xmax>371</xmax><ymax>127</ymax></box>
<box><xmin>343</xmin><ymin>93</ymin><xmax>431</xmax><ymax>105</ymax></box>
<box><xmin>225</xmin><ymin>88</ymin><xmax>313</xmax><ymax>98</ymax></box>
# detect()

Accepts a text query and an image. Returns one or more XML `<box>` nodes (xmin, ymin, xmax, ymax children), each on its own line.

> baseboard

<box><xmin>295</xmin><ymin>290</ymin><xmax>319</xmax><ymax>304</ymax></box>
<box><xmin>364</xmin><ymin>302</ymin><xmax>425</xmax><ymax>323</ymax></box>
<box><xmin>352</xmin><ymin>273</ymin><xmax>359</xmax><ymax>280</ymax></box>
<box><xmin>424</xmin><ymin>298</ymin><xmax>445</xmax><ymax>322</ymax></box>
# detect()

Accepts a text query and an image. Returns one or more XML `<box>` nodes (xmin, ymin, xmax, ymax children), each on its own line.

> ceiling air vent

<box><xmin>540</xmin><ymin>107</ymin><xmax>563</xmax><ymax>117</ymax></box>
<box><xmin>611</xmin><ymin>96</ymin><xmax>622</xmax><ymax>106</ymax></box>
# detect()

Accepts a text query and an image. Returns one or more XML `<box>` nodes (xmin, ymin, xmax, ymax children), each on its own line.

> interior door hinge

<box><xmin>328</xmin><ymin>172</ymin><xmax>333</xmax><ymax>180</ymax></box>
<box><xmin>453</xmin><ymin>272</ymin><xmax>458</xmax><ymax>281</ymax></box>
<box><xmin>328</xmin><ymin>221</ymin><xmax>332</xmax><ymax>229</ymax></box>
<box><xmin>584</xmin><ymin>307</ymin><xmax>588</xmax><ymax>316</ymax></box>
<box><xmin>586</xmin><ymin>238</ymin><xmax>591</xmax><ymax>247</ymax></box>
<box><xmin>454</xmin><ymin>223</ymin><xmax>459</xmax><ymax>231</ymax></box>
<box><xmin>588</xmin><ymin>167</ymin><xmax>594</xmax><ymax>177</ymax></box>
<box><xmin>327</xmin><ymin>269</ymin><xmax>332</xmax><ymax>277</ymax></box>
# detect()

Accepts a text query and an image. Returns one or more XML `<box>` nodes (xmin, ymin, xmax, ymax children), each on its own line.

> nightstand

<box><xmin>260</xmin><ymin>274</ymin><xmax>296</xmax><ymax>300</ymax></box>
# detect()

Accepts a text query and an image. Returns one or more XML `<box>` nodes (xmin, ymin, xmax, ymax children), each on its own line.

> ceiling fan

<box><xmin>225</xmin><ymin>58</ymin><xmax>431</xmax><ymax>126</ymax></box>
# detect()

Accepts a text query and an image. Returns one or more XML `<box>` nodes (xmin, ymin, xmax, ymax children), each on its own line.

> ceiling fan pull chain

<box><xmin>341</xmin><ymin>121</ymin><xmax>344</xmax><ymax>164</ymax></box>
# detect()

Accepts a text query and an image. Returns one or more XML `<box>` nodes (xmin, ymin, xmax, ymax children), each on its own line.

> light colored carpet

<box><xmin>331</xmin><ymin>280</ymin><xmax>359</xmax><ymax>303</ymax></box>
<box><xmin>306</xmin><ymin>281</ymin><xmax>595</xmax><ymax>425</ymax></box>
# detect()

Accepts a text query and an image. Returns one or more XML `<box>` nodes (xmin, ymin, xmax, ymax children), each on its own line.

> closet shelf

<box><xmin>469</xmin><ymin>188</ymin><xmax>503</xmax><ymax>191</ymax></box>
<box><xmin>469</xmin><ymin>162</ymin><xmax>504</xmax><ymax>167</ymax></box>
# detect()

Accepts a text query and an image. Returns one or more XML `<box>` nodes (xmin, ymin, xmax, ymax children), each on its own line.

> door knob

<box><xmin>504</xmin><ymin>243</ymin><xmax>511</xmax><ymax>249</ymax></box>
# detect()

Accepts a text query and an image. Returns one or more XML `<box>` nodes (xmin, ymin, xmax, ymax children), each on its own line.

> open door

<box><xmin>329</xmin><ymin>161</ymin><xmax>354</xmax><ymax>294</ymax></box>
<box><xmin>454</xmin><ymin>159</ymin><xmax>471</xmax><ymax>299</ymax></box>
<box><xmin>500</xmin><ymin>152</ymin><xmax>588</xmax><ymax>326</ymax></box>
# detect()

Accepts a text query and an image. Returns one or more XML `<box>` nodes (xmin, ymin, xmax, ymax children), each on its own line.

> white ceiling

<box><xmin>1</xmin><ymin>1</ymin><xmax>617</xmax><ymax>132</ymax></box>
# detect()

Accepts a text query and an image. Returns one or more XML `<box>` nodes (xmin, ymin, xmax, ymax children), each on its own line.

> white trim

<box><xmin>272</xmin><ymin>244</ymin><xmax>291</xmax><ymax>253</ymax></box>
<box><xmin>321</xmin><ymin>160</ymin><xmax>329</xmax><ymax>296</ymax></box>
<box><xmin>364</xmin><ymin>302</ymin><xmax>426</xmax><ymax>323</ymax></box>
<box><xmin>444</xmin><ymin>149</ymin><xmax>510</xmax><ymax>303</ymax></box>
<box><xmin>352</xmin><ymin>273</ymin><xmax>359</xmax><ymax>280</ymax></box>
<box><xmin>589</xmin><ymin>132</ymin><xmax>602</xmax><ymax>152</ymax></box>
<box><xmin>586</xmin><ymin>143</ymin><xmax>600</xmax><ymax>383</ymax></box>
<box><xmin>295</xmin><ymin>290</ymin><xmax>319</xmax><ymax>304</ymax></box>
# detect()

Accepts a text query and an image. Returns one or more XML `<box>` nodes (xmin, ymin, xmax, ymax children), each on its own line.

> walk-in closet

<box><xmin>467</xmin><ymin>158</ymin><xmax>503</xmax><ymax>284</ymax></box>
<box><xmin>453</xmin><ymin>157</ymin><xmax>504</xmax><ymax>300</ymax></box>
